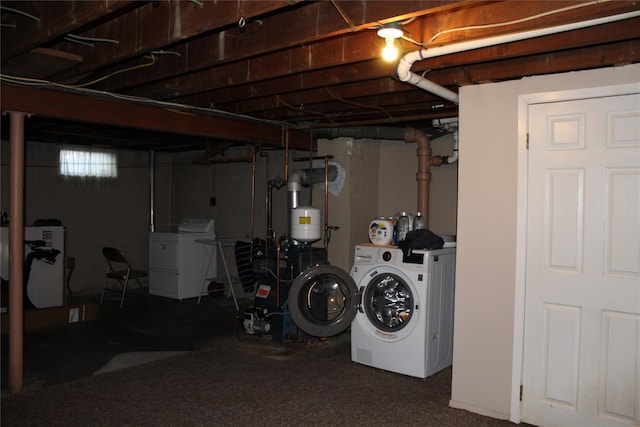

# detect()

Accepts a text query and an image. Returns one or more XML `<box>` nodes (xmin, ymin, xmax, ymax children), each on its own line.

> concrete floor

<box><xmin>1</xmin><ymin>290</ymin><xmax>256</xmax><ymax>395</ymax></box>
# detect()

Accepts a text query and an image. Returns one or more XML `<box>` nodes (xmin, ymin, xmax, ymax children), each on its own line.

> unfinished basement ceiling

<box><xmin>1</xmin><ymin>0</ymin><xmax>639</xmax><ymax>153</ymax></box>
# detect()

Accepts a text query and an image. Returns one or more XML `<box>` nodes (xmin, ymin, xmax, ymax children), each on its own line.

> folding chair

<box><xmin>100</xmin><ymin>247</ymin><xmax>148</xmax><ymax>308</ymax></box>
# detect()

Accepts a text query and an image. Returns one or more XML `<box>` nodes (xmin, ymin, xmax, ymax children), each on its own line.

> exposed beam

<box><xmin>124</xmin><ymin>3</ymin><xmax>640</xmax><ymax>105</ymax></box>
<box><xmin>176</xmin><ymin>16</ymin><xmax>639</xmax><ymax>114</ymax></box>
<box><xmin>1</xmin><ymin>1</ymin><xmax>139</xmax><ymax>62</ymax></box>
<box><xmin>49</xmin><ymin>0</ymin><xmax>307</xmax><ymax>83</ymax></box>
<box><xmin>90</xmin><ymin>1</ymin><xmax>464</xmax><ymax>92</ymax></box>
<box><xmin>0</xmin><ymin>84</ymin><xmax>312</xmax><ymax>149</ymax></box>
<box><xmin>214</xmin><ymin>37</ymin><xmax>639</xmax><ymax>123</ymax></box>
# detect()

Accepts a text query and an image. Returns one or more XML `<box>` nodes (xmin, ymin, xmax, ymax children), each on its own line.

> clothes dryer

<box><xmin>288</xmin><ymin>244</ymin><xmax>456</xmax><ymax>378</ymax></box>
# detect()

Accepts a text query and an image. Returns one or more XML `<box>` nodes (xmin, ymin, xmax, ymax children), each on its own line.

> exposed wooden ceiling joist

<box><xmin>1</xmin><ymin>1</ymin><xmax>638</xmax><ymax>152</ymax></box>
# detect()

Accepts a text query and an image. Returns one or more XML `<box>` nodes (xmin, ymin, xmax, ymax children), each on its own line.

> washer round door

<box><xmin>354</xmin><ymin>265</ymin><xmax>419</xmax><ymax>341</ymax></box>
<box><xmin>288</xmin><ymin>264</ymin><xmax>359</xmax><ymax>337</ymax></box>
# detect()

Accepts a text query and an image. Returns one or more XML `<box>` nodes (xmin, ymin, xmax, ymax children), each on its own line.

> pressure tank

<box><xmin>291</xmin><ymin>206</ymin><xmax>321</xmax><ymax>242</ymax></box>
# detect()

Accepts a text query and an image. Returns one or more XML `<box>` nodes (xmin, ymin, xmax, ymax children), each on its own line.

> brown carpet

<box><xmin>2</xmin><ymin>333</ymin><xmax>523</xmax><ymax>427</ymax></box>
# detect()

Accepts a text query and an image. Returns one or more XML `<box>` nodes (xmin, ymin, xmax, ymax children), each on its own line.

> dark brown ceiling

<box><xmin>1</xmin><ymin>0</ymin><xmax>639</xmax><ymax>154</ymax></box>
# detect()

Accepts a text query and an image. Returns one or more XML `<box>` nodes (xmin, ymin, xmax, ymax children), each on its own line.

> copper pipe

<box><xmin>284</xmin><ymin>128</ymin><xmax>289</xmax><ymax>185</ymax></box>
<box><xmin>250</xmin><ymin>147</ymin><xmax>256</xmax><ymax>240</ymax></box>
<box><xmin>276</xmin><ymin>236</ymin><xmax>282</xmax><ymax>307</ymax></box>
<box><xmin>8</xmin><ymin>111</ymin><xmax>26</xmax><ymax>395</ymax></box>
<box><xmin>264</xmin><ymin>152</ymin><xmax>269</xmax><ymax>246</ymax></box>
<box><xmin>324</xmin><ymin>156</ymin><xmax>329</xmax><ymax>250</ymax></box>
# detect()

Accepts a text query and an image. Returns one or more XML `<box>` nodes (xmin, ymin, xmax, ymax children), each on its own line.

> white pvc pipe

<box><xmin>432</xmin><ymin>117</ymin><xmax>459</xmax><ymax>126</ymax></box>
<box><xmin>432</xmin><ymin>118</ymin><xmax>459</xmax><ymax>164</ymax></box>
<box><xmin>398</xmin><ymin>10</ymin><xmax>640</xmax><ymax>104</ymax></box>
<box><xmin>448</xmin><ymin>128</ymin><xmax>459</xmax><ymax>164</ymax></box>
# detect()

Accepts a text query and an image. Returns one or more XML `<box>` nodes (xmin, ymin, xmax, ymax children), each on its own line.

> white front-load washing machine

<box><xmin>350</xmin><ymin>244</ymin><xmax>456</xmax><ymax>378</ymax></box>
<box><xmin>288</xmin><ymin>244</ymin><xmax>456</xmax><ymax>378</ymax></box>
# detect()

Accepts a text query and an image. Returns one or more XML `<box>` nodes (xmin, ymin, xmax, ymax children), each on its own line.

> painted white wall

<box><xmin>451</xmin><ymin>63</ymin><xmax>640</xmax><ymax>419</ymax></box>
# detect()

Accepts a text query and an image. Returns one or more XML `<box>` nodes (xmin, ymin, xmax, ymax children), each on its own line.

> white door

<box><xmin>522</xmin><ymin>93</ymin><xmax>640</xmax><ymax>426</ymax></box>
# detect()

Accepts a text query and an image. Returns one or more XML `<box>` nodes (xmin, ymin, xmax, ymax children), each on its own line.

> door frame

<box><xmin>511</xmin><ymin>82</ymin><xmax>640</xmax><ymax>423</ymax></box>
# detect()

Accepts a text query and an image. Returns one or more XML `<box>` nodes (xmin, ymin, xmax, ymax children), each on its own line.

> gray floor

<box><xmin>1</xmin><ymin>290</ymin><xmax>256</xmax><ymax>395</ymax></box>
<box><xmin>2</xmin><ymin>291</ymin><xmax>533</xmax><ymax>427</ymax></box>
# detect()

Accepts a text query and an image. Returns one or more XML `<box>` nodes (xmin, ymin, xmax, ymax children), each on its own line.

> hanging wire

<box><xmin>63</xmin><ymin>37</ymin><xmax>94</xmax><ymax>47</ymax></box>
<box><xmin>65</xmin><ymin>33</ymin><xmax>120</xmax><ymax>44</ymax></box>
<box><xmin>143</xmin><ymin>50</ymin><xmax>181</xmax><ymax>59</ymax></box>
<box><xmin>275</xmin><ymin>95</ymin><xmax>335</xmax><ymax>124</ymax></box>
<box><xmin>0</xmin><ymin>54</ymin><xmax>157</xmax><ymax>89</ymax></box>
<box><xmin>0</xmin><ymin>6</ymin><xmax>40</xmax><ymax>22</ymax></box>
<box><xmin>325</xmin><ymin>86</ymin><xmax>393</xmax><ymax>120</ymax></box>
<box><xmin>69</xmin><ymin>55</ymin><xmax>157</xmax><ymax>87</ymax></box>
<box><xmin>330</xmin><ymin>0</ymin><xmax>357</xmax><ymax>32</ymax></box>
<box><xmin>427</xmin><ymin>0</ymin><xmax>600</xmax><ymax>44</ymax></box>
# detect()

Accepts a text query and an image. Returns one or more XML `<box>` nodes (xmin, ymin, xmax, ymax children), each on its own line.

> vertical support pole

<box><xmin>149</xmin><ymin>150</ymin><xmax>155</xmax><ymax>233</ymax></box>
<box><xmin>250</xmin><ymin>146</ymin><xmax>256</xmax><ymax>241</ymax></box>
<box><xmin>324</xmin><ymin>156</ymin><xmax>329</xmax><ymax>251</ymax></box>
<box><xmin>8</xmin><ymin>111</ymin><xmax>26</xmax><ymax>395</ymax></box>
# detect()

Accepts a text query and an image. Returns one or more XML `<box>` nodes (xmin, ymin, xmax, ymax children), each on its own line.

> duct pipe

<box><xmin>404</xmin><ymin>127</ymin><xmax>443</xmax><ymax>229</ymax></box>
<box><xmin>9</xmin><ymin>111</ymin><xmax>26</xmax><ymax>395</ymax></box>
<box><xmin>397</xmin><ymin>11</ymin><xmax>640</xmax><ymax>103</ymax></box>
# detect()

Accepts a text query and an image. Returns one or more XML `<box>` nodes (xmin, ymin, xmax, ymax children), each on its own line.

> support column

<box><xmin>8</xmin><ymin>111</ymin><xmax>26</xmax><ymax>395</ymax></box>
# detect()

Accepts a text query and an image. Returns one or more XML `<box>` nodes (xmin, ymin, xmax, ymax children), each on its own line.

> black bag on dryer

<box><xmin>399</xmin><ymin>229</ymin><xmax>444</xmax><ymax>257</ymax></box>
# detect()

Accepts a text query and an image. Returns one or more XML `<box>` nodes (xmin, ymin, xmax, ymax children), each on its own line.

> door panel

<box><xmin>522</xmin><ymin>93</ymin><xmax>640</xmax><ymax>426</ymax></box>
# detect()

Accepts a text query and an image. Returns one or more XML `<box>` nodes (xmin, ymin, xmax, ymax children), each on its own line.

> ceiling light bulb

<box><xmin>377</xmin><ymin>23</ymin><xmax>403</xmax><ymax>62</ymax></box>
<box><xmin>381</xmin><ymin>38</ymin><xmax>398</xmax><ymax>62</ymax></box>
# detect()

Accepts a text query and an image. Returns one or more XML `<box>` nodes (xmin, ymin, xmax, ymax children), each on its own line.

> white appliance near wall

<box><xmin>288</xmin><ymin>243</ymin><xmax>456</xmax><ymax>379</ymax></box>
<box><xmin>149</xmin><ymin>218</ymin><xmax>217</xmax><ymax>300</ymax></box>
<box><xmin>1</xmin><ymin>225</ymin><xmax>66</xmax><ymax>309</ymax></box>
<box><xmin>350</xmin><ymin>245</ymin><xmax>456</xmax><ymax>378</ymax></box>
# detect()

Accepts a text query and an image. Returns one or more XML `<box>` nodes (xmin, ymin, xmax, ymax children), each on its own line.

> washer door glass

<box><xmin>363</xmin><ymin>273</ymin><xmax>413</xmax><ymax>332</ymax></box>
<box><xmin>288</xmin><ymin>264</ymin><xmax>359</xmax><ymax>337</ymax></box>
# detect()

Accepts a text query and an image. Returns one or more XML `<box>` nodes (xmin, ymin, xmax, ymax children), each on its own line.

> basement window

<box><xmin>59</xmin><ymin>148</ymin><xmax>118</xmax><ymax>178</ymax></box>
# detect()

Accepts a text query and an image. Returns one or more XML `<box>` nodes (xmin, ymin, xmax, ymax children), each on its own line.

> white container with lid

<box><xmin>291</xmin><ymin>206</ymin><xmax>321</xmax><ymax>242</ymax></box>
<box><xmin>369</xmin><ymin>217</ymin><xmax>394</xmax><ymax>246</ymax></box>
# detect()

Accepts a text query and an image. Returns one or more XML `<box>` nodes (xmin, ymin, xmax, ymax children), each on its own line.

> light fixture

<box><xmin>377</xmin><ymin>22</ymin><xmax>403</xmax><ymax>62</ymax></box>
